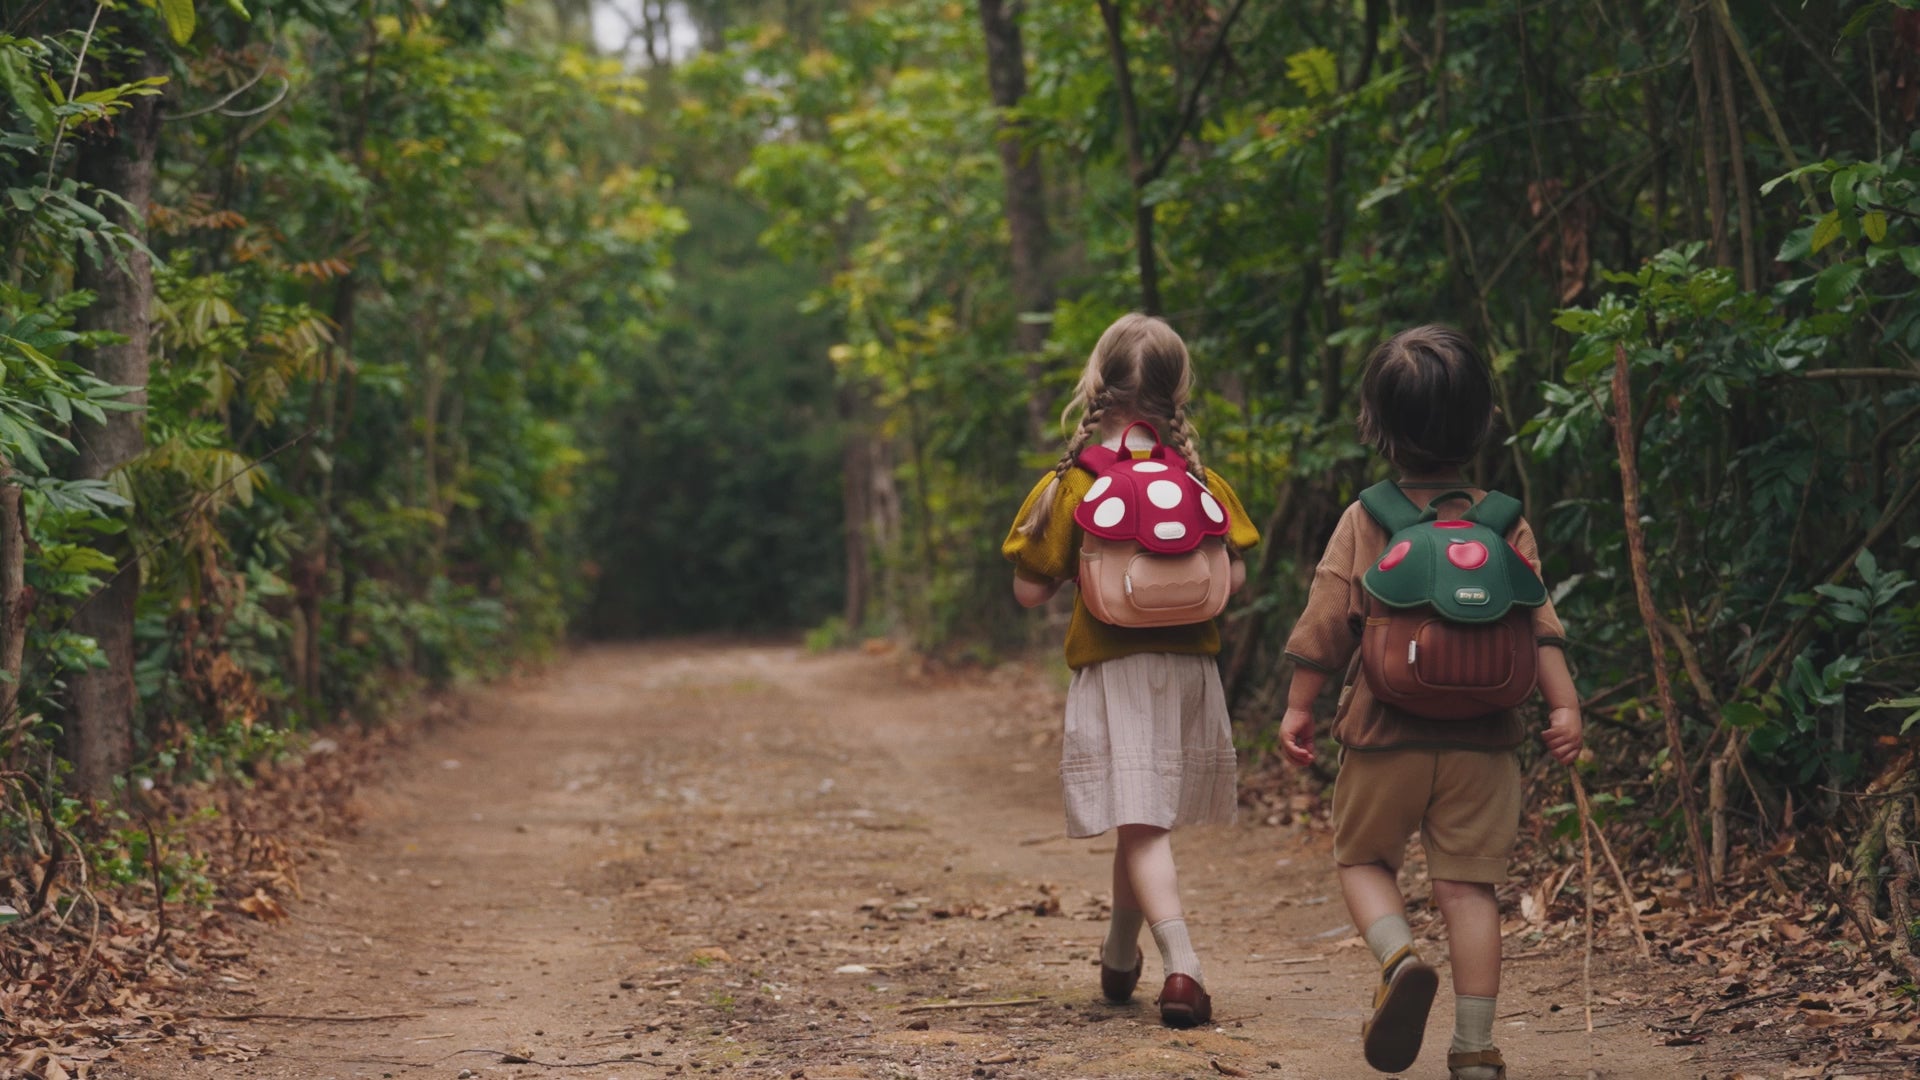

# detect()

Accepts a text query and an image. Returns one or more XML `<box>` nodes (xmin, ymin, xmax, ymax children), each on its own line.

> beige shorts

<box><xmin>1331</xmin><ymin>748</ymin><xmax>1522</xmax><ymax>884</ymax></box>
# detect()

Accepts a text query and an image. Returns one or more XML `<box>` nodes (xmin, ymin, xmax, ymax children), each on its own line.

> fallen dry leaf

<box><xmin>237</xmin><ymin>888</ymin><xmax>288</xmax><ymax>923</ymax></box>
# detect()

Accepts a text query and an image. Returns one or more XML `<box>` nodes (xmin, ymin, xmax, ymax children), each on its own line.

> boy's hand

<box><xmin>1280</xmin><ymin>707</ymin><xmax>1316</xmax><ymax>766</ymax></box>
<box><xmin>1542</xmin><ymin>706</ymin><xmax>1583</xmax><ymax>765</ymax></box>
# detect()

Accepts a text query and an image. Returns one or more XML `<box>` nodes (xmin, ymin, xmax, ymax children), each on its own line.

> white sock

<box><xmin>1149</xmin><ymin>917</ymin><xmax>1202</xmax><ymax>983</ymax></box>
<box><xmin>1362</xmin><ymin>913</ymin><xmax>1414</xmax><ymax>972</ymax></box>
<box><xmin>1103</xmin><ymin>907</ymin><xmax>1144</xmax><ymax>970</ymax></box>
<box><xmin>1451</xmin><ymin>994</ymin><xmax>1499</xmax><ymax>1078</ymax></box>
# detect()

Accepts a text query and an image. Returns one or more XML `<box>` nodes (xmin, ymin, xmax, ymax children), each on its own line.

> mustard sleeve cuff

<box><xmin>1014</xmin><ymin>567</ymin><xmax>1054</xmax><ymax>585</ymax></box>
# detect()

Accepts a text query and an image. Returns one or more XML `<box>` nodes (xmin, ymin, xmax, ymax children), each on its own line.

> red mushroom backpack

<box><xmin>1355</xmin><ymin>481</ymin><xmax>1548</xmax><ymax>720</ymax></box>
<box><xmin>1072</xmin><ymin>422</ymin><xmax>1234</xmax><ymax>628</ymax></box>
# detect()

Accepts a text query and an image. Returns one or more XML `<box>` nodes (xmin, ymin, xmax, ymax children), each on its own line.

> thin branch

<box><xmin>165</xmin><ymin>56</ymin><xmax>273</xmax><ymax>122</ymax></box>
<box><xmin>217</xmin><ymin>77</ymin><xmax>291</xmax><ymax>119</ymax></box>
<box><xmin>898</xmin><ymin>998</ymin><xmax>1047</xmax><ymax>1014</ymax></box>
<box><xmin>1706</xmin><ymin>0</ymin><xmax>1817</xmax><ymax>209</ymax></box>
<box><xmin>1612</xmin><ymin>343</ymin><xmax>1717</xmax><ymax>907</ymax></box>
<box><xmin>1572</xmin><ymin>771</ymin><xmax>1655</xmax><ymax>963</ymax></box>
<box><xmin>41</xmin><ymin>1</ymin><xmax>107</xmax><ymax>194</ymax></box>
<box><xmin>1143</xmin><ymin>0</ymin><xmax>1255</xmax><ymax>183</ymax></box>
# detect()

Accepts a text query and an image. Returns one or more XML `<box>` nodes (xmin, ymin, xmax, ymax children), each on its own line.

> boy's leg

<box><xmin>1433</xmin><ymin>880</ymin><xmax>1501</xmax><ymax>1078</ymax></box>
<box><xmin>1332</xmin><ymin>750</ymin><xmax>1441</xmax><ymax>1073</ymax></box>
<box><xmin>1421</xmin><ymin>751</ymin><xmax>1523</xmax><ymax>1080</ymax></box>
<box><xmin>1430</xmin><ymin>880</ymin><xmax>1500</xmax><ymax>997</ymax></box>
<box><xmin>1339</xmin><ymin>862</ymin><xmax>1411</xmax><ymax>968</ymax></box>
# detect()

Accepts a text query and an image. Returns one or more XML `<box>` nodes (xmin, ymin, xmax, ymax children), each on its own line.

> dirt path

<box><xmin>108</xmin><ymin>642</ymin><xmax>1732</xmax><ymax>1079</ymax></box>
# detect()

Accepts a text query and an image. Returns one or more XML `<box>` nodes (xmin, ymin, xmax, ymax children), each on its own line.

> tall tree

<box><xmin>978</xmin><ymin>0</ymin><xmax>1055</xmax><ymax>445</ymax></box>
<box><xmin>64</xmin><ymin>30</ymin><xmax>165</xmax><ymax>799</ymax></box>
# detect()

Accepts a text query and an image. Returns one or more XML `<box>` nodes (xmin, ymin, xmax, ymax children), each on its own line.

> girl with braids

<box><xmin>1002</xmin><ymin>313</ymin><xmax>1259</xmax><ymax>1027</ymax></box>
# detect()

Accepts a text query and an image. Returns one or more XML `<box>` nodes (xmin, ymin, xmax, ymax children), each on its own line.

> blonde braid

<box><xmin>1020</xmin><ymin>392</ymin><xmax>1110</xmax><ymax>541</ymax></box>
<box><xmin>1168</xmin><ymin>405</ymin><xmax>1206</xmax><ymax>482</ymax></box>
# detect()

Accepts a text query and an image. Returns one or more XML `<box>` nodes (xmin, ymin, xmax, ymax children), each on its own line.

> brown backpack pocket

<box><xmin>1360</xmin><ymin>605</ymin><xmax>1539</xmax><ymax>720</ymax></box>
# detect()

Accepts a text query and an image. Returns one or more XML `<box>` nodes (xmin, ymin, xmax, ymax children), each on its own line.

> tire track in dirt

<box><xmin>108</xmin><ymin>641</ymin><xmax>1722</xmax><ymax>1079</ymax></box>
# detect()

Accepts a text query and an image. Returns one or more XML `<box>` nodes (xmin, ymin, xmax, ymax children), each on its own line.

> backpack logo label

<box><xmin>1454</xmin><ymin>586</ymin><xmax>1490</xmax><ymax>605</ymax></box>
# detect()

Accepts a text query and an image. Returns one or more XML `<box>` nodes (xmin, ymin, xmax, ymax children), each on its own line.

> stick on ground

<box><xmin>898</xmin><ymin>997</ymin><xmax>1047</xmax><ymax>1015</ymax></box>
<box><xmin>1571</xmin><ymin>771</ymin><xmax>1654</xmax><ymax>963</ymax></box>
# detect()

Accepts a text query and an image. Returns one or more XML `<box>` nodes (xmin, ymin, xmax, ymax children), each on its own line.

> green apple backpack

<box><xmin>1355</xmin><ymin>482</ymin><xmax>1549</xmax><ymax>720</ymax></box>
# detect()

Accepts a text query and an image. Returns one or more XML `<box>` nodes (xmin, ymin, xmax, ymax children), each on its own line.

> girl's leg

<box><xmin>1432</xmin><ymin>879</ymin><xmax>1502</xmax><ymax>1079</ymax></box>
<box><xmin>1103</xmin><ymin>845</ymin><xmax>1145</xmax><ymax>972</ymax></box>
<box><xmin>1116</xmin><ymin>824</ymin><xmax>1201</xmax><ymax>981</ymax></box>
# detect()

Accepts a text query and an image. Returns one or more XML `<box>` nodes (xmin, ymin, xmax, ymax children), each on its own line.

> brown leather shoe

<box><xmin>1155</xmin><ymin>973</ymin><xmax>1212</xmax><ymax>1028</ymax></box>
<box><xmin>1100</xmin><ymin>949</ymin><xmax>1143</xmax><ymax>1003</ymax></box>
<box><xmin>1361</xmin><ymin>945</ymin><xmax>1438</xmax><ymax>1073</ymax></box>
<box><xmin>1447</xmin><ymin>1047</ymin><xmax>1507</xmax><ymax>1079</ymax></box>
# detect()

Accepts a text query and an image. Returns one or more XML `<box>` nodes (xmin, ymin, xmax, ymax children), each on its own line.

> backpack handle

<box><xmin>1416</xmin><ymin>490</ymin><xmax>1478</xmax><ymax>522</ymax></box>
<box><xmin>1114</xmin><ymin>420</ymin><xmax>1162</xmax><ymax>455</ymax></box>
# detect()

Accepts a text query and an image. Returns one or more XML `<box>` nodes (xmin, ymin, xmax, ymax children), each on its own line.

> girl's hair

<box><xmin>1356</xmin><ymin>324</ymin><xmax>1495</xmax><ymax>475</ymax></box>
<box><xmin>1019</xmin><ymin>313</ymin><xmax>1203</xmax><ymax>541</ymax></box>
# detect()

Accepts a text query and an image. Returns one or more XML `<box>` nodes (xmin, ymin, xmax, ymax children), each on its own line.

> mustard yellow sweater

<box><xmin>1003</xmin><ymin>464</ymin><xmax>1260</xmax><ymax>670</ymax></box>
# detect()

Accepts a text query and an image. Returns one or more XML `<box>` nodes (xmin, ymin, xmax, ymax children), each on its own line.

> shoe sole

<box><xmin>1363</xmin><ymin>959</ymin><xmax>1438</xmax><ymax>1073</ymax></box>
<box><xmin>1159</xmin><ymin>1002</ymin><xmax>1208</xmax><ymax>1028</ymax></box>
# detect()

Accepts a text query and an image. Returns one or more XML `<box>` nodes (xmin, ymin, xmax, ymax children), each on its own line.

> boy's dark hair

<box><xmin>1356</xmin><ymin>325</ymin><xmax>1496</xmax><ymax>475</ymax></box>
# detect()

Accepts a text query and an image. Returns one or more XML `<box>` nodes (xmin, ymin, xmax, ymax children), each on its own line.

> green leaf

<box><xmin>1814</xmin><ymin>260</ymin><xmax>1865</xmax><ymax>308</ymax></box>
<box><xmin>1777</xmin><ymin>224</ymin><xmax>1816</xmax><ymax>262</ymax></box>
<box><xmin>1761</xmin><ymin>159</ymin><xmax>1837</xmax><ymax>197</ymax></box>
<box><xmin>157</xmin><ymin>0</ymin><xmax>197</xmax><ymax>45</ymax></box>
<box><xmin>1863</xmin><ymin>211</ymin><xmax>1889</xmax><ymax>244</ymax></box>
<box><xmin>1285</xmin><ymin>47</ymin><xmax>1339</xmax><ymax>99</ymax></box>
<box><xmin>0</xmin><ymin>45</ymin><xmax>56</xmax><ymax>142</ymax></box>
<box><xmin>1810</xmin><ymin>211</ymin><xmax>1843</xmax><ymax>254</ymax></box>
<box><xmin>1721</xmin><ymin>702</ymin><xmax>1771</xmax><ymax>730</ymax></box>
<box><xmin>1832</xmin><ymin>167</ymin><xmax>1859</xmax><ymax>216</ymax></box>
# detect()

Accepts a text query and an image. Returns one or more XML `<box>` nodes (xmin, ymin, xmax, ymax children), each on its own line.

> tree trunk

<box><xmin>1096</xmin><ymin>0</ymin><xmax>1159</xmax><ymax>315</ymax></box>
<box><xmin>1688</xmin><ymin>1</ymin><xmax>1730</xmax><ymax>271</ymax></box>
<box><xmin>65</xmin><ymin>43</ymin><xmax>165</xmax><ymax>800</ymax></box>
<box><xmin>1710</xmin><ymin>19</ymin><xmax>1758</xmax><ymax>290</ymax></box>
<box><xmin>1316</xmin><ymin>0</ymin><xmax>1382</xmax><ymax>422</ymax></box>
<box><xmin>978</xmin><ymin>0</ymin><xmax>1056</xmax><ymax>446</ymax></box>
<box><xmin>1612</xmin><ymin>344</ymin><xmax>1718</xmax><ymax>908</ymax></box>
<box><xmin>838</xmin><ymin>385</ymin><xmax>872</xmax><ymax>632</ymax></box>
<box><xmin>0</xmin><ymin>469</ymin><xmax>29</xmax><ymax>760</ymax></box>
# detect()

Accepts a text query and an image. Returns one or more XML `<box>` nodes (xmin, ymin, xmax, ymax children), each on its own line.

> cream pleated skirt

<box><xmin>1059</xmin><ymin>652</ymin><xmax>1238</xmax><ymax>838</ymax></box>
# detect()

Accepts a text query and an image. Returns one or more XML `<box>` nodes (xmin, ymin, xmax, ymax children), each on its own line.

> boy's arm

<box><xmin>1513</xmin><ymin>517</ymin><xmax>1582</xmax><ymax>764</ymax></box>
<box><xmin>1277</xmin><ymin>505</ymin><xmax>1365</xmax><ymax>767</ymax></box>
<box><xmin>1537</xmin><ymin>644</ymin><xmax>1583</xmax><ymax>765</ymax></box>
<box><xmin>1279</xmin><ymin>666</ymin><xmax>1326</xmax><ymax>765</ymax></box>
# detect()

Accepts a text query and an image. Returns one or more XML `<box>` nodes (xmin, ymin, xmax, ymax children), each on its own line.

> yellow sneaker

<box><xmin>1360</xmin><ymin>944</ymin><xmax>1437</xmax><ymax>1073</ymax></box>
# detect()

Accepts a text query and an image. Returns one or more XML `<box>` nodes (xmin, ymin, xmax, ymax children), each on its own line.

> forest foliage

<box><xmin>3</xmin><ymin>0</ymin><xmax>1920</xmax><ymax>1047</ymax></box>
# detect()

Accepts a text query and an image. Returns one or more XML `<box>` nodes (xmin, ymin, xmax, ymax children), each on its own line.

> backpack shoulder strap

<box><xmin>1356</xmin><ymin>481</ymin><xmax>1423</xmax><ymax>533</ymax></box>
<box><xmin>1075</xmin><ymin>444</ymin><xmax>1121</xmax><ymax>474</ymax></box>
<box><xmin>1465</xmin><ymin>489</ymin><xmax>1525</xmax><ymax>537</ymax></box>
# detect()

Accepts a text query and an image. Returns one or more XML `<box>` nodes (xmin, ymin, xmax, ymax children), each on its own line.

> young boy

<box><xmin>1278</xmin><ymin>325</ymin><xmax>1583</xmax><ymax>1080</ymax></box>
